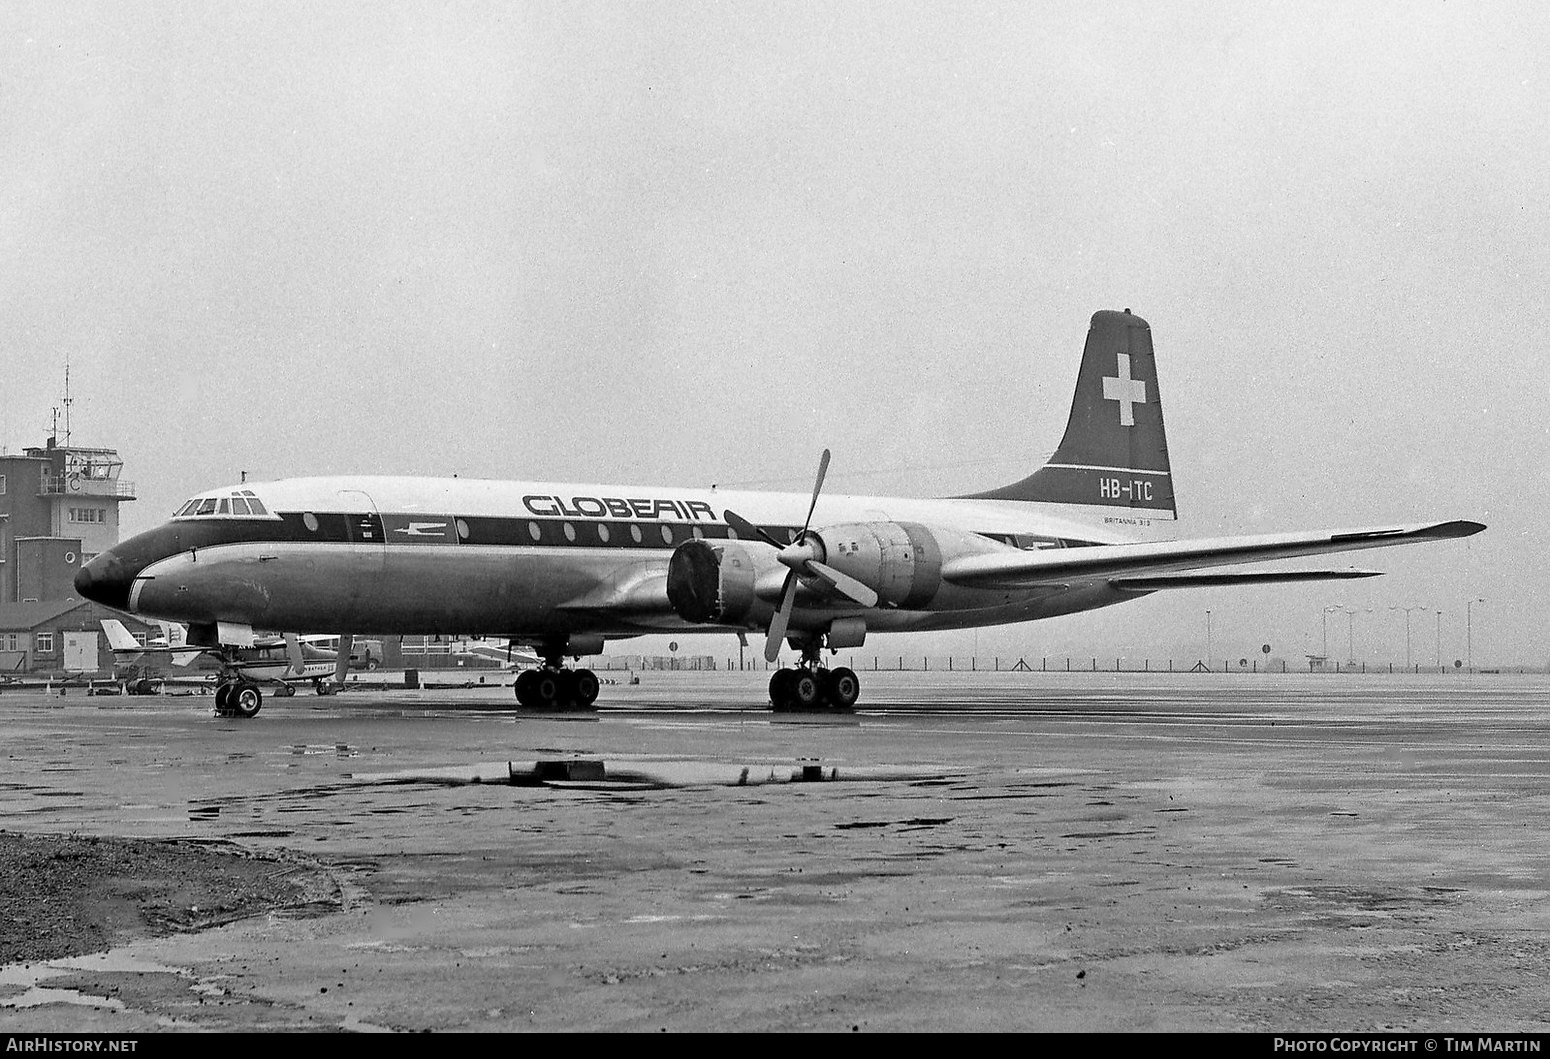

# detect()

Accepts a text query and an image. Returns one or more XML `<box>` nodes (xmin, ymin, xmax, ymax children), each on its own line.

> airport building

<box><xmin>0</xmin><ymin>432</ymin><xmax>144</xmax><ymax>675</ymax></box>
<box><xmin>0</xmin><ymin>599</ymin><xmax>158</xmax><ymax>676</ymax></box>
<box><xmin>0</xmin><ymin>435</ymin><xmax>134</xmax><ymax>604</ymax></box>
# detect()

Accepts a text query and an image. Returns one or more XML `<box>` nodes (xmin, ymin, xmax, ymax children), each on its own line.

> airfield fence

<box><xmin>702</xmin><ymin>656</ymin><xmax>1541</xmax><ymax>676</ymax></box>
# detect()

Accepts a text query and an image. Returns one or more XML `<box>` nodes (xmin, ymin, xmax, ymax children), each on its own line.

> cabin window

<box><xmin>527</xmin><ymin>521</ymin><xmax>541</xmax><ymax>542</ymax></box>
<box><xmin>660</xmin><ymin>525</ymin><xmax>674</xmax><ymax>545</ymax></box>
<box><xmin>303</xmin><ymin>512</ymin><xmax>319</xmax><ymax>532</ymax></box>
<box><xmin>563</xmin><ymin>523</ymin><xmax>576</xmax><ymax>542</ymax></box>
<box><xmin>217</xmin><ymin>499</ymin><xmax>230</xmax><ymax>515</ymax></box>
<box><xmin>196</xmin><ymin>498</ymin><xmax>217</xmax><ymax>516</ymax></box>
<box><xmin>692</xmin><ymin>526</ymin><xmax>704</xmax><ymax>540</ymax></box>
<box><xmin>230</xmin><ymin>498</ymin><xmax>251</xmax><ymax>515</ymax></box>
<box><xmin>597</xmin><ymin>524</ymin><xmax>610</xmax><ymax>543</ymax></box>
<box><xmin>629</xmin><ymin>524</ymin><xmax>643</xmax><ymax>544</ymax></box>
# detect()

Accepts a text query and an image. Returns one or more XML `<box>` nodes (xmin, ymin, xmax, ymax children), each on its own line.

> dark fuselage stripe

<box><xmin>169</xmin><ymin>512</ymin><xmax>806</xmax><ymax>552</ymax></box>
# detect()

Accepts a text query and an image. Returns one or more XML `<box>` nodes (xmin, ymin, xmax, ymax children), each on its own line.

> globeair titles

<box><xmin>523</xmin><ymin>494</ymin><xmax>719</xmax><ymax>522</ymax></box>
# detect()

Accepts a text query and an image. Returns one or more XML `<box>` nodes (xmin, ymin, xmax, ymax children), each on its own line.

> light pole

<box><xmin>1321</xmin><ymin>605</ymin><xmax>1347</xmax><ymax>662</ymax></box>
<box><xmin>1389</xmin><ymin>605</ymin><xmax>1428</xmax><ymax>669</ymax></box>
<box><xmin>1467</xmin><ymin>598</ymin><xmax>1486</xmax><ymax>669</ymax></box>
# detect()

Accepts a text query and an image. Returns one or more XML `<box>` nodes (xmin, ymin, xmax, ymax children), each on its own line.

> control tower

<box><xmin>0</xmin><ymin>436</ymin><xmax>136</xmax><ymax>602</ymax></box>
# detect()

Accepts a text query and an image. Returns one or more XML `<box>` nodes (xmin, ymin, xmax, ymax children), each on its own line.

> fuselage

<box><xmin>76</xmin><ymin>474</ymin><xmax>1177</xmax><ymax>644</ymax></box>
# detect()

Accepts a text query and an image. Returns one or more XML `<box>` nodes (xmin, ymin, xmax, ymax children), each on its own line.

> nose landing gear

<box><xmin>214</xmin><ymin>677</ymin><xmax>264</xmax><ymax>718</ymax></box>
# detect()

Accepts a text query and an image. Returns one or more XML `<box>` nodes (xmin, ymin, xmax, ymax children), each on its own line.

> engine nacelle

<box><xmin>806</xmin><ymin>522</ymin><xmax>943</xmax><ymax>609</ymax></box>
<box><xmin>667</xmin><ymin>539</ymin><xmax>760</xmax><ymax>624</ymax></box>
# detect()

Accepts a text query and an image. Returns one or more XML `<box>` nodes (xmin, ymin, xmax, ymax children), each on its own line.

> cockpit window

<box><xmin>173</xmin><ymin>490</ymin><xmax>275</xmax><ymax>520</ymax></box>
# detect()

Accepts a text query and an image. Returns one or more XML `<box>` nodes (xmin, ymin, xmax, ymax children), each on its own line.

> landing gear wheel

<box><xmin>791</xmin><ymin>670</ymin><xmax>822</xmax><ymax>709</ymax></box>
<box><xmin>769</xmin><ymin>669</ymin><xmax>797</xmax><ymax>709</ymax></box>
<box><xmin>533</xmin><ymin>670</ymin><xmax>562</xmax><ymax>709</ymax></box>
<box><xmin>230</xmin><ymin>682</ymin><xmax>263</xmax><ymax>718</ymax></box>
<box><xmin>824</xmin><ymin>666</ymin><xmax>860</xmax><ymax>709</ymax></box>
<box><xmin>515</xmin><ymin>669</ymin><xmax>539</xmax><ymax>707</ymax></box>
<box><xmin>276</xmin><ymin>684</ymin><xmax>296</xmax><ymax>698</ymax></box>
<box><xmin>214</xmin><ymin>682</ymin><xmax>234</xmax><ymax>715</ymax></box>
<box><xmin>573</xmin><ymin>669</ymin><xmax>600</xmax><ymax>708</ymax></box>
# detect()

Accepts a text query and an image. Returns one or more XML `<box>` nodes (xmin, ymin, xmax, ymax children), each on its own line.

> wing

<box><xmin>940</xmin><ymin>520</ymin><xmax>1484</xmax><ymax>590</ymax></box>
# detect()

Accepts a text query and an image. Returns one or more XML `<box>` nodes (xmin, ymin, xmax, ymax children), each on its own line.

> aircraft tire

<box><xmin>515</xmin><ymin>669</ymin><xmax>539</xmax><ymax>707</ymax></box>
<box><xmin>573</xmin><ymin>669</ymin><xmax>600</xmax><ymax>708</ymax></box>
<box><xmin>791</xmin><ymin>671</ymin><xmax>822</xmax><ymax>709</ymax></box>
<box><xmin>534</xmin><ymin>671</ymin><xmax>562</xmax><ymax>709</ymax></box>
<box><xmin>769</xmin><ymin>669</ymin><xmax>796</xmax><ymax>709</ymax></box>
<box><xmin>825</xmin><ymin>666</ymin><xmax>860</xmax><ymax>709</ymax></box>
<box><xmin>276</xmin><ymin>684</ymin><xmax>296</xmax><ymax>698</ymax></box>
<box><xmin>214</xmin><ymin>682</ymin><xmax>233</xmax><ymax>715</ymax></box>
<box><xmin>231</xmin><ymin>683</ymin><xmax>263</xmax><ymax>718</ymax></box>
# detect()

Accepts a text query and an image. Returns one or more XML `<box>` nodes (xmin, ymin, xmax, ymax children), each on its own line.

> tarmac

<box><xmin>1</xmin><ymin>670</ymin><xmax>1547</xmax><ymax>1032</ymax></box>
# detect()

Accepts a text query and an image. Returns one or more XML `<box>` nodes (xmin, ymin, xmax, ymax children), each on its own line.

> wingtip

<box><xmin>1435</xmin><ymin>520</ymin><xmax>1487</xmax><ymax>539</ymax></box>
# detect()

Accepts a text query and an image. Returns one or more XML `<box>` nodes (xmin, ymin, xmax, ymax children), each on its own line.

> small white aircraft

<box><xmin>77</xmin><ymin>309</ymin><xmax>1484</xmax><ymax>716</ymax></box>
<box><xmin>101</xmin><ymin>618</ymin><xmax>343</xmax><ymax>714</ymax></box>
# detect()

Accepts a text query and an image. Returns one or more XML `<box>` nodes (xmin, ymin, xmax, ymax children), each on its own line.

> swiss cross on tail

<box><xmin>1102</xmin><ymin>353</ymin><xmax>1147</xmax><ymax>427</ymax></box>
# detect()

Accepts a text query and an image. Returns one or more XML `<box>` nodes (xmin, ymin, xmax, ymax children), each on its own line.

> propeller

<box><xmin>723</xmin><ymin>449</ymin><xmax>880</xmax><ymax>663</ymax></box>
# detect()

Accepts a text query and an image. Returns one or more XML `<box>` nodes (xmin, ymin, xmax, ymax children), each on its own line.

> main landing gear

<box><xmin>214</xmin><ymin>677</ymin><xmax>264</xmax><ymax>719</ymax></box>
<box><xmin>514</xmin><ymin>661</ymin><xmax>601</xmax><ymax>711</ymax></box>
<box><xmin>768</xmin><ymin>641</ymin><xmax>861</xmax><ymax>712</ymax></box>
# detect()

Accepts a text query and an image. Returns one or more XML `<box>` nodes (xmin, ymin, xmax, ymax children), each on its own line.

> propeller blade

<box><xmin>807</xmin><ymin>561</ymin><xmax>880</xmax><ymax>607</ymax></box>
<box><xmin>801</xmin><ymin>449</ymin><xmax>831</xmax><ymax>532</ymax></box>
<box><xmin>764</xmin><ymin>571</ymin><xmax>799</xmax><ymax>662</ymax></box>
<box><xmin>284</xmin><ymin>634</ymin><xmax>305</xmax><ymax>678</ymax></box>
<box><xmin>332</xmin><ymin>632</ymin><xmax>353</xmax><ymax>686</ymax></box>
<box><xmin>724</xmin><ymin>508</ymin><xmax>785</xmax><ymax>550</ymax></box>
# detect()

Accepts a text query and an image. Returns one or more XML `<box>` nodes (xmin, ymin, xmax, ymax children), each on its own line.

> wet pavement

<box><xmin>1</xmin><ymin>671</ymin><xmax>1547</xmax><ymax>1031</ymax></box>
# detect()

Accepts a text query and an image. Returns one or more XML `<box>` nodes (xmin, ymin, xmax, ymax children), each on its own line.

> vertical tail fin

<box><xmin>961</xmin><ymin>309</ymin><xmax>1176</xmax><ymax>521</ymax></box>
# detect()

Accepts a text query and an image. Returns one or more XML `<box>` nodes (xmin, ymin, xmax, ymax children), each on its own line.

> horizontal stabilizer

<box><xmin>941</xmin><ymin>520</ymin><xmax>1485</xmax><ymax>590</ymax></box>
<box><xmin>100</xmin><ymin>619</ymin><xmax>142</xmax><ymax>653</ymax></box>
<box><xmin>1111</xmin><ymin>569</ymin><xmax>1384</xmax><ymax>592</ymax></box>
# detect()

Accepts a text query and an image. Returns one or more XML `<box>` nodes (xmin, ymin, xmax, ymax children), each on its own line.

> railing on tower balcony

<box><xmin>40</xmin><ymin>475</ymin><xmax>136</xmax><ymax>499</ymax></box>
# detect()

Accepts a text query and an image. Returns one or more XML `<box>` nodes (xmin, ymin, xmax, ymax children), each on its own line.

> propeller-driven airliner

<box><xmin>76</xmin><ymin>310</ymin><xmax>1483</xmax><ymax>716</ymax></box>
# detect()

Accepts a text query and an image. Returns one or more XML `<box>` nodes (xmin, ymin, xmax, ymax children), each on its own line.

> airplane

<box><xmin>75</xmin><ymin>309</ymin><xmax>1484</xmax><ymax>717</ymax></box>
<box><xmin>100</xmin><ymin>618</ymin><xmax>345</xmax><ymax>713</ymax></box>
<box><xmin>434</xmin><ymin>637</ymin><xmax>543</xmax><ymax>669</ymax></box>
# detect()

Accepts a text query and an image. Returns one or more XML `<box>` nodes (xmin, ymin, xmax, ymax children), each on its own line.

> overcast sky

<box><xmin>2</xmin><ymin>2</ymin><xmax>1544</xmax><ymax>667</ymax></box>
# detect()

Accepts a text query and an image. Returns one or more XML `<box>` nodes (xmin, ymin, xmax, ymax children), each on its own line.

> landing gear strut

<box><xmin>514</xmin><ymin>650</ymin><xmax>601</xmax><ymax>711</ymax></box>
<box><xmin>769</xmin><ymin>638</ymin><xmax>860</xmax><ymax>712</ymax></box>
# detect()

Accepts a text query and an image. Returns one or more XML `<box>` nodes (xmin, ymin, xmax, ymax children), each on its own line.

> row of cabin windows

<box><xmin>538</xmin><ymin>521</ymin><xmax>695</xmax><ymax>546</ymax></box>
<box><xmin>290</xmin><ymin>515</ymin><xmax>755</xmax><ymax>547</ymax></box>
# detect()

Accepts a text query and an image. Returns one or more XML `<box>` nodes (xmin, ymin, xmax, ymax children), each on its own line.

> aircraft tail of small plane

<box><xmin>961</xmin><ymin>309</ymin><xmax>1176</xmax><ymax>521</ymax></box>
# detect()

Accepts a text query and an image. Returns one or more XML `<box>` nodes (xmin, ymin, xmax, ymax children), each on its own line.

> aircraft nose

<box><xmin>75</xmin><ymin>551</ymin><xmax>132</xmax><ymax>610</ymax></box>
